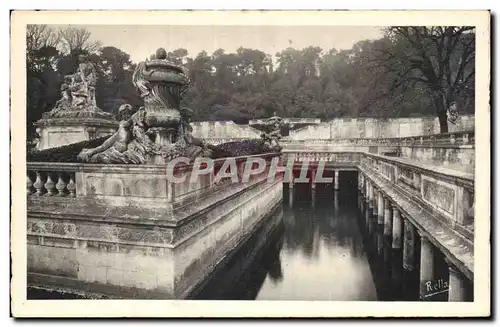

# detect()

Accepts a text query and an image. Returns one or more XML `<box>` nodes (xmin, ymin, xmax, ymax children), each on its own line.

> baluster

<box><xmin>450</xmin><ymin>134</ymin><xmax>456</xmax><ymax>145</ymax></box>
<box><xmin>44</xmin><ymin>173</ymin><xmax>56</xmax><ymax>196</ymax></box>
<box><xmin>56</xmin><ymin>173</ymin><xmax>67</xmax><ymax>196</ymax></box>
<box><xmin>33</xmin><ymin>171</ymin><xmax>44</xmax><ymax>196</ymax></box>
<box><xmin>27</xmin><ymin>174</ymin><xmax>34</xmax><ymax>195</ymax></box>
<box><xmin>67</xmin><ymin>174</ymin><xmax>76</xmax><ymax>197</ymax></box>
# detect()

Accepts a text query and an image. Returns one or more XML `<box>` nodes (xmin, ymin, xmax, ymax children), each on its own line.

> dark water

<box><xmin>197</xmin><ymin>171</ymin><xmax>416</xmax><ymax>301</ymax></box>
<box><xmin>254</xmin><ymin>197</ymin><xmax>377</xmax><ymax>300</ymax></box>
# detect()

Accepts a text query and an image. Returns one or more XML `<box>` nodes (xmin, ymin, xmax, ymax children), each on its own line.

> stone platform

<box><xmin>26</xmin><ymin>153</ymin><xmax>283</xmax><ymax>299</ymax></box>
<box><xmin>34</xmin><ymin>116</ymin><xmax>118</xmax><ymax>151</ymax></box>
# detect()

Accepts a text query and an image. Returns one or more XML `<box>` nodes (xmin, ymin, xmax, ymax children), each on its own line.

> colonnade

<box><xmin>357</xmin><ymin>173</ymin><xmax>470</xmax><ymax>302</ymax></box>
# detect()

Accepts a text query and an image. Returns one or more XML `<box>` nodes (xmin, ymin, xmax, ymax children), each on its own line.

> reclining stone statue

<box><xmin>77</xmin><ymin>104</ymin><xmax>212</xmax><ymax>164</ymax></box>
<box><xmin>77</xmin><ymin>48</ymin><xmax>212</xmax><ymax>165</ymax></box>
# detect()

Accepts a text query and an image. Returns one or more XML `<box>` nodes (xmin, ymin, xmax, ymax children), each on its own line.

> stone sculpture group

<box><xmin>38</xmin><ymin>48</ymin><xmax>282</xmax><ymax>165</ymax></box>
<box><xmin>43</xmin><ymin>54</ymin><xmax>113</xmax><ymax>119</ymax></box>
<box><xmin>260</xmin><ymin>112</ymin><xmax>284</xmax><ymax>152</ymax></box>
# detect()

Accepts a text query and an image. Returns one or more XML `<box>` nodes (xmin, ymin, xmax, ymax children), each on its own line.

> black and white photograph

<box><xmin>10</xmin><ymin>10</ymin><xmax>490</xmax><ymax>318</ymax></box>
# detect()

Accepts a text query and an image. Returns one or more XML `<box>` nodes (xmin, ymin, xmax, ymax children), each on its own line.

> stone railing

<box><xmin>27</xmin><ymin>163</ymin><xmax>79</xmax><ymax>197</ymax></box>
<box><xmin>27</xmin><ymin>153</ymin><xmax>281</xmax><ymax>210</ymax></box>
<box><xmin>385</xmin><ymin>130</ymin><xmax>474</xmax><ymax>147</ymax></box>
<box><xmin>360</xmin><ymin>152</ymin><xmax>474</xmax><ymax>240</ymax></box>
<box><xmin>200</xmin><ymin>131</ymin><xmax>474</xmax><ymax>148</ymax></box>
<box><xmin>281</xmin><ymin>130</ymin><xmax>474</xmax><ymax>147</ymax></box>
<box><xmin>282</xmin><ymin>151</ymin><xmax>361</xmax><ymax>165</ymax></box>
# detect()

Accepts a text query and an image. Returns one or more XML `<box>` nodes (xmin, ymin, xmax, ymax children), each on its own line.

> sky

<box><xmin>51</xmin><ymin>25</ymin><xmax>384</xmax><ymax>63</ymax></box>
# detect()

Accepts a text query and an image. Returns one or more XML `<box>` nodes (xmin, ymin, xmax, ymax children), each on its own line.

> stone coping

<box><xmin>281</xmin><ymin>132</ymin><xmax>474</xmax><ymax>146</ymax></box>
<box><xmin>361</xmin><ymin>164</ymin><xmax>474</xmax><ymax>281</ymax></box>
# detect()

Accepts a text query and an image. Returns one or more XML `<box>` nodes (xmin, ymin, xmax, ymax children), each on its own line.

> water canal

<box><xmin>29</xmin><ymin>172</ymin><xmax>461</xmax><ymax>301</ymax></box>
<box><xmin>196</xmin><ymin>172</ymin><xmax>424</xmax><ymax>301</ymax></box>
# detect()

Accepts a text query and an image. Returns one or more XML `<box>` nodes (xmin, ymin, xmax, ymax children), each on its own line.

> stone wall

<box><xmin>288</xmin><ymin>115</ymin><xmax>475</xmax><ymax>140</ymax></box>
<box><xmin>190</xmin><ymin>121</ymin><xmax>262</xmax><ymax>139</ymax></box>
<box><xmin>189</xmin><ymin>116</ymin><xmax>474</xmax><ymax>140</ymax></box>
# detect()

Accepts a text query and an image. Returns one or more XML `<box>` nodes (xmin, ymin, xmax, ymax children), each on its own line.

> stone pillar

<box><xmin>384</xmin><ymin>198</ymin><xmax>393</xmax><ymax>237</ymax></box>
<box><xmin>377</xmin><ymin>192</ymin><xmax>385</xmax><ymax>225</ymax></box>
<box><xmin>372</xmin><ymin>188</ymin><xmax>377</xmax><ymax>212</ymax></box>
<box><xmin>447</xmin><ymin>261</ymin><xmax>466</xmax><ymax>302</ymax></box>
<box><xmin>367</xmin><ymin>182</ymin><xmax>372</xmax><ymax>207</ymax></box>
<box><xmin>334</xmin><ymin>191</ymin><xmax>339</xmax><ymax>212</ymax></box>
<box><xmin>377</xmin><ymin>230</ymin><xmax>384</xmax><ymax>256</ymax></box>
<box><xmin>392</xmin><ymin>207</ymin><xmax>403</xmax><ymax>249</ymax></box>
<box><xmin>358</xmin><ymin>192</ymin><xmax>364</xmax><ymax>212</ymax></box>
<box><xmin>365</xmin><ymin>180</ymin><xmax>370</xmax><ymax>202</ymax></box>
<box><xmin>289</xmin><ymin>176</ymin><xmax>294</xmax><ymax>207</ymax></box>
<box><xmin>311</xmin><ymin>169</ymin><xmax>316</xmax><ymax>191</ymax></box>
<box><xmin>418</xmin><ymin>231</ymin><xmax>434</xmax><ymax>299</ymax></box>
<box><xmin>403</xmin><ymin>218</ymin><xmax>416</xmax><ymax>271</ymax></box>
<box><xmin>334</xmin><ymin>170</ymin><xmax>339</xmax><ymax>191</ymax></box>
<box><xmin>365</xmin><ymin>201</ymin><xmax>371</xmax><ymax>225</ymax></box>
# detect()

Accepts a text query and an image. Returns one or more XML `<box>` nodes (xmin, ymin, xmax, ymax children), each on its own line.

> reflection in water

<box><xmin>199</xmin><ymin>172</ymin><xmax>424</xmax><ymax>301</ymax></box>
<box><xmin>255</xmin><ymin>185</ymin><xmax>377</xmax><ymax>301</ymax></box>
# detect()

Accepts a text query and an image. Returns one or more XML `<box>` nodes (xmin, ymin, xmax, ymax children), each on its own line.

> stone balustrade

<box><xmin>27</xmin><ymin>153</ymin><xmax>280</xmax><ymax>206</ymax></box>
<box><xmin>280</xmin><ymin>130</ymin><xmax>474</xmax><ymax>147</ymax></box>
<box><xmin>201</xmin><ymin>130</ymin><xmax>474</xmax><ymax>148</ymax></box>
<box><xmin>27</xmin><ymin>163</ymin><xmax>78</xmax><ymax>198</ymax></box>
<box><xmin>360</xmin><ymin>153</ymin><xmax>474</xmax><ymax>237</ymax></box>
<box><xmin>282</xmin><ymin>151</ymin><xmax>361</xmax><ymax>166</ymax></box>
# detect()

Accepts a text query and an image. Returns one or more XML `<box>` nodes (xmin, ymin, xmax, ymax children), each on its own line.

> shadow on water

<box><xmin>191</xmin><ymin>205</ymin><xmax>285</xmax><ymax>300</ymax></box>
<box><xmin>200</xmin><ymin>171</ymin><xmax>383</xmax><ymax>300</ymax></box>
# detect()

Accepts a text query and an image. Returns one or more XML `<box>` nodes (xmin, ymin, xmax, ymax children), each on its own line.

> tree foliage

<box><xmin>378</xmin><ymin>26</ymin><xmax>475</xmax><ymax>132</ymax></box>
<box><xmin>26</xmin><ymin>25</ymin><xmax>475</xmax><ymax>138</ymax></box>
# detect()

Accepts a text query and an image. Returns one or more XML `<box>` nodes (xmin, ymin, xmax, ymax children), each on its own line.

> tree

<box><xmin>26</xmin><ymin>25</ymin><xmax>62</xmax><ymax>137</ymax></box>
<box><xmin>96</xmin><ymin>46</ymin><xmax>141</xmax><ymax>112</ymax></box>
<box><xmin>57</xmin><ymin>26</ymin><xmax>101</xmax><ymax>55</ymax></box>
<box><xmin>378</xmin><ymin>26</ymin><xmax>475</xmax><ymax>132</ymax></box>
<box><xmin>26</xmin><ymin>25</ymin><xmax>60</xmax><ymax>74</ymax></box>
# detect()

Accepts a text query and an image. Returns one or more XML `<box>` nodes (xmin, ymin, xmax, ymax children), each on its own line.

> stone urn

<box><xmin>132</xmin><ymin>48</ymin><xmax>191</xmax><ymax>146</ymax></box>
